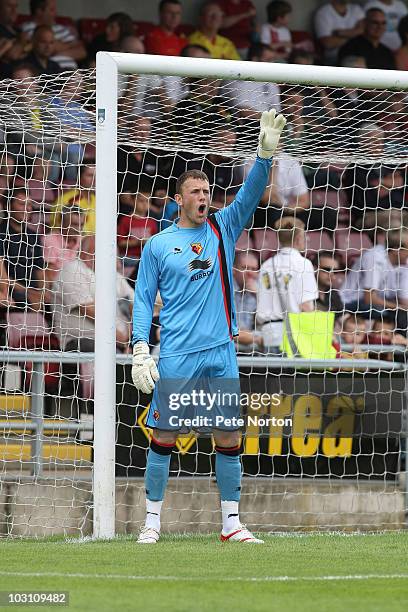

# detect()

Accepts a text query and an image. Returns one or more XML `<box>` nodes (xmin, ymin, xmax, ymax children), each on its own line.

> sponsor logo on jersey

<box><xmin>191</xmin><ymin>242</ymin><xmax>203</xmax><ymax>255</ymax></box>
<box><xmin>190</xmin><ymin>269</ymin><xmax>214</xmax><ymax>282</ymax></box>
<box><xmin>173</xmin><ymin>247</ymin><xmax>182</xmax><ymax>254</ymax></box>
<box><xmin>262</xmin><ymin>272</ymin><xmax>271</xmax><ymax>289</ymax></box>
<box><xmin>153</xmin><ymin>410</ymin><xmax>160</xmax><ymax>422</ymax></box>
<box><xmin>188</xmin><ymin>257</ymin><xmax>212</xmax><ymax>272</ymax></box>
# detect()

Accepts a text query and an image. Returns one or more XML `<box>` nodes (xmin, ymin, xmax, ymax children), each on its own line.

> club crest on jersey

<box><xmin>191</xmin><ymin>242</ymin><xmax>203</xmax><ymax>255</ymax></box>
<box><xmin>153</xmin><ymin>410</ymin><xmax>160</xmax><ymax>422</ymax></box>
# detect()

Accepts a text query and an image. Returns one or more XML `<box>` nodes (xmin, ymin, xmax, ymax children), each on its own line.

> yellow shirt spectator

<box><xmin>52</xmin><ymin>190</ymin><xmax>96</xmax><ymax>235</ymax></box>
<box><xmin>188</xmin><ymin>30</ymin><xmax>240</xmax><ymax>60</ymax></box>
<box><xmin>51</xmin><ymin>166</ymin><xmax>96</xmax><ymax>235</ymax></box>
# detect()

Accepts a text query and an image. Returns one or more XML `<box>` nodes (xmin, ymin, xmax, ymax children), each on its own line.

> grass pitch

<box><xmin>0</xmin><ymin>532</ymin><xmax>407</xmax><ymax>612</ymax></box>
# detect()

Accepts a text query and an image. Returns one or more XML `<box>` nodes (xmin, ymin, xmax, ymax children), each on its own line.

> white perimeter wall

<box><xmin>18</xmin><ymin>0</ymin><xmax>383</xmax><ymax>34</ymax></box>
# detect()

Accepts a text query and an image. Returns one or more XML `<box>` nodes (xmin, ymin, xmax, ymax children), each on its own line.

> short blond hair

<box><xmin>275</xmin><ymin>216</ymin><xmax>305</xmax><ymax>247</ymax></box>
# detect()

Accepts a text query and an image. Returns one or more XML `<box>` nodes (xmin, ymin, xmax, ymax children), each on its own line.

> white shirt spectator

<box><xmin>260</xmin><ymin>23</ymin><xmax>292</xmax><ymax>47</ymax></box>
<box><xmin>274</xmin><ymin>156</ymin><xmax>309</xmax><ymax>206</ymax></box>
<box><xmin>365</xmin><ymin>0</ymin><xmax>408</xmax><ymax>50</ymax></box>
<box><xmin>53</xmin><ymin>257</ymin><xmax>134</xmax><ymax>349</ymax></box>
<box><xmin>244</xmin><ymin>155</ymin><xmax>308</xmax><ymax>207</ymax></box>
<box><xmin>314</xmin><ymin>2</ymin><xmax>365</xmax><ymax>64</ymax></box>
<box><xmin>340</xmin><ymin>244</ymin><xmax>408</xmax><ymax>304</ymax></box>
<box><xmin>118</xmin><ymin>74</ymin><xmax>186</xmax><ymax>118</ymax></box>
<box><xmin>22</xmin><ymin>20</ymin><xmax>80</xmax><ymax>70</ymax></box>
<box><xmin>221</xmin><ymin>79</ymin><xmax>281</xmax><ymax>114</ymax></box>
<box><xmin>257</xmin><ymin>248</ymin><xmax>318</xmax><ymax>345</ymax></box>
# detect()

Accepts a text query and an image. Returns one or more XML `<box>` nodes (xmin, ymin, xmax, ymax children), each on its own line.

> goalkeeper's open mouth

<box><xmin>198</xmin><ymin>204</ymin><xmax>207</xmax><ymax>216</ymax></box>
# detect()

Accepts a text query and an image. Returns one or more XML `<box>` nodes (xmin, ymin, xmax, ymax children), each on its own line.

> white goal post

<box><xmin>94</xmin><ymin>52</ymin><xmax>408</xmax><ymax>539</ymax></box>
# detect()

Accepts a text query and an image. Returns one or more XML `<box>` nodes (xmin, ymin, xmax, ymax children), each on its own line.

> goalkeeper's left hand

<box><xmin>258</xmin><ymin>109</ymin><xmax>286</xmax><ymax>159</ymax></box>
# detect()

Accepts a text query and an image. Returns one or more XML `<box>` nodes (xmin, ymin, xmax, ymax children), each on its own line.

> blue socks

<box><xmin>145</xmin><ymin>439</ymin><xmax>174</xmax><ymax>502</ymax></box>
<box><xmin>215</xmin><ymin>445</ymin><xmax>242</xmax><ymax>502</ymax></box>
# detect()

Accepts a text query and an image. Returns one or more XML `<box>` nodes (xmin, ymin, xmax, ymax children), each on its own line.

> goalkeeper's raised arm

<box><xmin>131</xmin><ymin>108</ymin><xmax>286</xmax><ymax>392</ymax></box>
<box><xmin>218</xmin><ymin>109</ymin><xmax>286</xmax><ymax>242</ymax></box>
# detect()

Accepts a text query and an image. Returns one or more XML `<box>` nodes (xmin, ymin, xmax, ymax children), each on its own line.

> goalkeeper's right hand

<box><xmin>132</xmin><ymin>342</ymin><xmax>159</xmax><ymax>394</ymax></box>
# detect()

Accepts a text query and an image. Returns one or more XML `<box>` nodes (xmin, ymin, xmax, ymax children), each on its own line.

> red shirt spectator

<box><xmin>217</xmin><ymin>0</ymin><xmax>256</xmax><ymax>50</ymax></box>
<box><xmin>117</xmin><ymin>192</ymin><xmax>158</xmax><ymax>259</ymax></box>
<box><xmin>145</xmin><ymin>26</ymin><xmax>185</xmax><ymax>55</ymax></box>
<box><xmin>145</xmin><ymin>0</ymin><xmax>186</xmax><ymax>56</ymax></box>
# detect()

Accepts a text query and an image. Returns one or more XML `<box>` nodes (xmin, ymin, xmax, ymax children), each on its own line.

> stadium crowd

<box><xmin>1</xmin><ymin>0</ymin><xmax>408</xmax><ymax>385</ymax></box>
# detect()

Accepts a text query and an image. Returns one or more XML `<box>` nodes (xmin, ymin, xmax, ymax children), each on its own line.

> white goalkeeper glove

<box><xmin>257</xmin><ymin>108</ymin><xmax>287</xmax><ymax>159</ymax></box>
<box><xmin>132</xmin><ymin>342</ymin><xmax>160</xmax><ymax>394</ymax></box>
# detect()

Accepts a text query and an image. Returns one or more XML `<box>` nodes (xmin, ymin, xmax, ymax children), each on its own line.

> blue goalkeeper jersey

<box><xmin>132</xmin><ymin>156</ymin><xmax>272</xmax><ymax>357</ymax></box>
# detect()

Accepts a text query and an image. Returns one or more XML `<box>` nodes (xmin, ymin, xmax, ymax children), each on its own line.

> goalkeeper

<box><xmin>132</xmin><ymin>109</ymin><xmax>286</xmax><ymax>544</ymax></box>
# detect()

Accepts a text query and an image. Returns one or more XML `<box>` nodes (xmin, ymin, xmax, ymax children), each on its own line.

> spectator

<box><xmin>0</xmin><ymin>0</ymin><xmax>30</xmax><ymax>71</ymax></box>
<box><xmin>117</xmin><ymin>116</ymin><xmax>174</xmax><ymax>207</ymax></box>
<box><xmin>165</xmin><ymin>43</ymin><xmax>217</xmax><ymax>102</ymax></box>
<box><xmin>331</xmin><ymin>55</ymin><xmax>372</xmax><ymax>144</ymax></box>
<box><xmin>43</xmin><ymin>204</ymin><xmax>84</xmax><ymax>284</ymax></box>
<box><xmin>23</xmin><ymin>25</ymin><xmax>61</xmax><ymax>75</ymax></box>
<box><xmin>172</xmin><ymin>62</ymin><xmax>235</xmax><ymax>148</ymax></box>
<box><xmin>260</xmin><ymin>0</ymin><xmax>293</xmax><ymax>61</ymax></box>
<box><xmin>334</xmin><ymin>313</ymin><xmax>368</xmax><ymax>358</ymax></box>
<box><xmin>24</xmin><ymin>156</ymin><xmax>55</xmax><ymax>239</ymax></box>
<box><xmin>395</xmin><ymin>14</ymin><xmax>408</xmax><ymax>69</ymax></box>
<box><xmin>247</xmin><ymin>152</ymin><xmax>338</xmax><ymax>232</ymax></box>
<box><xmin>0</xmin><ymin>187</ymin><xmax>47</xmax><ymax>310</ymax></box>
<box><xmin>338</xmin><ymin>8</ymin><xmax>396</xmax><ymax>69</ymax></box>
<box><xmin>117</xmin><ymin>191</ymin><xmax>158</xmax><ymax>267</ymax></box>
<box><xmin>216</xmin><ymin>0</ymin><xmax>256</xmax><ymax>54</ymax></box>
<box><xmin>314</xmin><ymin>0</ymin><xmax>364</xmax><ymax>65</ymax></box>
<box><xmin>118</xmin><ymin>36</ymin><xmax>179</xmax><ymax>121</ymax></box>
<box><xmin>257</xmin><ymin>216</ymin><xmax>318</xmax><ymax>353</ymax></box>
<box><xmin>340</xmin><ymin>228</ymin><xmax>408</xmax><ymax>329</ymax></box>
<box><xmin>205</xmin><ymin>128</ymin><xmax>244</xmax><ymax>208</ymax></box>
<box><xmin>149</xmin><ymin>182</ymin><xmax>179</xmax><ymax>231</ymax></box>
<box><xmin>343</xmin><ymin>123</ymin><xmax>407</xmax><ymax>226</ymax></box>
<box><xmin>53</xmin><ymin>235</ymin><xmax>134</xmax><ymax>353</ymax></box>
<box><xmin>145</xmin><ymin>0</ymin><xmax>186</xmax><ymax>56</ymax></box>
<box><xmin>368</xmin><ymin>317</ymin><xmax>408</xmax><ymax>347</ymax></box>
<box><xmin>52</xmin><ymin>165</ymin><xmax>96</xmax><ymax>234</ymax></box>
<box><xmin>283</xmin><ymin>50</ymin><xmax>338</xmax><ymax>147</ymax></box>
<box><xmin>188</xmin><ymin>1</ymin><xmax>240</xmax><ymax>60</ymax></box>
<box><xmin>365</xmin><ymin>0</ymin><xmax>408</xmax><ymax>51</ymax></box>
<box><xmin>88</xmin><ymin>12</ymin><xmax>133</xmax><ymax>58</ymax></box>
<box><xmin>21</xmin><ymin>0</ymin><xmax>86</xmax><ymax>70</ymax></box>
<box><xmin>44</xmin><ymin>72</ymin><xmax>94</xmax><ymax>183</ymax></box>
<box><xmin>233</xmin><ymin>250</ymin><xmax>263</xmax><ymax>352</ymax></box>
<box><xmin>222</xmin><ymin>43</ymin><xmax>280</xmax><ymax>122</ymax></box>
<box><xmin>6</xmin><ymin>64</ymin><xmax>42</xmax><ymax>159</ymax></box>
<box><xmin>313</xmin><ymin>251</ymin><xmax>344</xmax><ymax>317</ymax></box>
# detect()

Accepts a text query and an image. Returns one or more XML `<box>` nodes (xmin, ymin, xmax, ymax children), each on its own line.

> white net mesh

<box><xmin>0</xmin><ymin>66</ymin><xmax>406</xmax><ymax>537</ymax></box>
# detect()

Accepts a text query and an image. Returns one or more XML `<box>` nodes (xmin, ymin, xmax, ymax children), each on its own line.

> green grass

<box><xmin>0</xmin><ymin>533</ymin><xmax>407</xmax><ymax>612</ymax></box>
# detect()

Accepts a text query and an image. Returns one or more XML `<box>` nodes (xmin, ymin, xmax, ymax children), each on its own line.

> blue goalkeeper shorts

<box><xmin>146</xmin><ymin>340</ymin><xmax>241</xmax><ymax>433</ymax></box>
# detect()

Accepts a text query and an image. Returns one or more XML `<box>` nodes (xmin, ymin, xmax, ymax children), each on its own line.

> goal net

<box><xmin>0</xmin><ymin>55</ymin><xmax>406</xmax><ymax>537</ymax></box>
